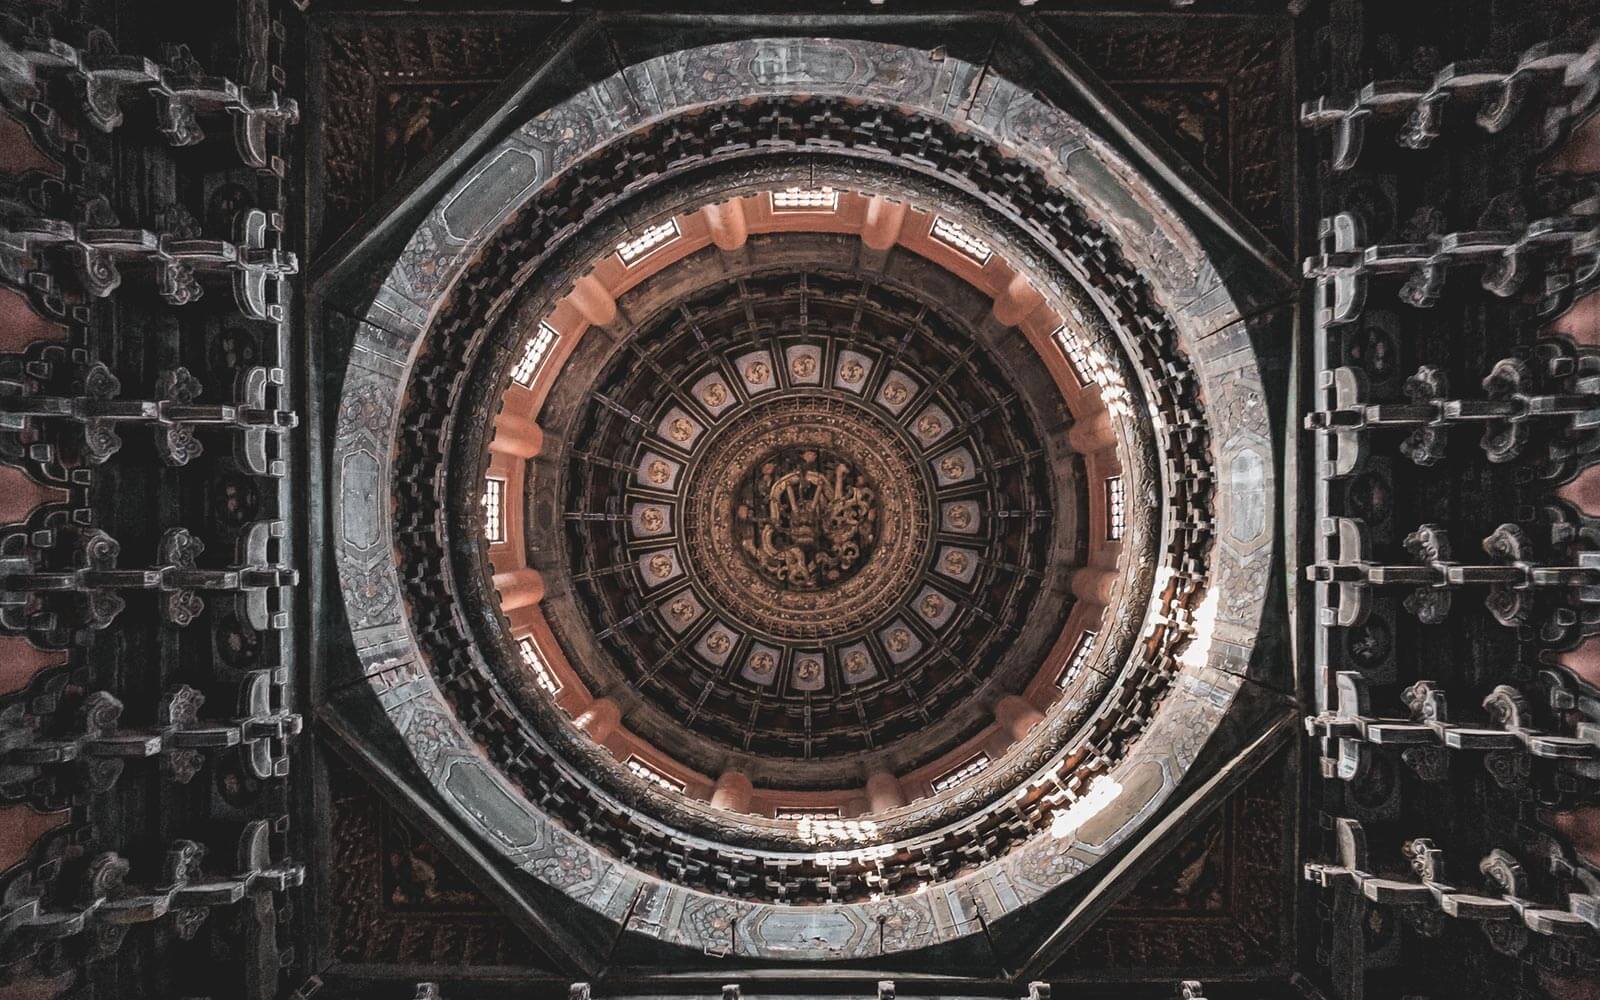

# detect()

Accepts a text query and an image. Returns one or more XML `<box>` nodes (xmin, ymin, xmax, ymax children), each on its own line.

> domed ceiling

<box><xmin>325</xmin><ymin>35</ymin><xmax>1290</xmax><ymax>972</ymax></box>
<box><xmin>550</xmin><ymin>255</ymin><xmax>1067</xmax><ymax>784</ymax></box>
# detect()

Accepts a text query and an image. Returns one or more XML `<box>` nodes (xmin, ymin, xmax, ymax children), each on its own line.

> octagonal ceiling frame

<box><xmin>306</xmin><ymin>12</ymin><xmax>1299</xmax><ymax>988</ymax></box>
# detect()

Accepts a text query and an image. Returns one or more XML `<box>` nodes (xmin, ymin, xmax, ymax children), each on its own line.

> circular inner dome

<box><xmin>549</xmin><ymin>251</ymin><xmax>1074</xmax><ymax>783</ymax></box>
<box><xmin>406</xmin><ymin>147</ymin><xmax>1206</xmax><ymax>892</ymax></box>
<box><xmin>334</xmin><ymin>36</ymin><xmax>1274</xmax><ymax>937</ymax></box>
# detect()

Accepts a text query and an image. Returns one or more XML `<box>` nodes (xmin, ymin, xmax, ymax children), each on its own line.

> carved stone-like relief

<box><xmin>327</xmin><ymin>762</ymin><xmax>537</xmax><ymax>966</ymax></box>
<box><xmin>1063</xmin><ymin>22</ymin><xmax>1290</xmax><ymax>248</ymax></box>
<box><xmin>735</xmin><ymin>445</ymin><xmax>880</xmax><ymax>590</ymax></box>
<box><xmin>317</xmin><ymin>20</ymin><xmax>544</xmax><ymax>249</ymax></box>
<box><xmin>683</xmin><ymin>396</ymin><xmax>928</xmax><ymax>641</ymax></box>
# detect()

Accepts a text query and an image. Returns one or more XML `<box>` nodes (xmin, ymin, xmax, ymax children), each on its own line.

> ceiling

<box><xmin>311</xmin><ymin>15</ymin><xmax>1296</xmax><ymax>986</ymax></box>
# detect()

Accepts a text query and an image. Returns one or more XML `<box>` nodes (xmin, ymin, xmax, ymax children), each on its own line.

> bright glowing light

<box><xmin>931</xmin><ymin>752</ymin><xmax>991</xmax><ymax>792</ymax></box>
<box><xmin>929</xmin><ymin>217</ymin><xmax>994</xmax><ymax>265</ymax></box>
<box><xmin>797</xmin><ymin>816</ymin><xmax>882</xmax><ymax>847</ymax></box>
<box><xmin>510</xmin><ymin>323</ymin><xmax>557</xmax><ymax>387</ymax></box>
<box><xmin>1054</xmin><ymin>318</ymin><xmax>1134</xmax><ymax>423</ymax></box>
<box><xmin>1057</xmin><ymin>630</ymin><xmax>1097</xmax><ymax>689</ymax></box>
<box><xmin>625</xmin><ymin>756</ymin><xmax>685</xmax><ymax>793</ymax></box>
<box><xmin>482</xmin><ymin>477</ymin><xmax>505</xmax><ymax>543</ymax></box>
<box><xmin>771</xmin><ymin>187</ymin><xmax>838</xmax><ymax>212</ymax></box>
<box><xmin>616</xmin><ymin>219</ymin><xmax>680</xmax><ymax>265</ymax></box>
<box><xmin>807</xmin><ymin>841</ymin><xmax>896</xmax><ymax>867</ymax></box>
<box><xmin>1050</xmin><ymin>775</ymin><xmax>1123</xmax><ymax>839</ymax></box>
<box><xmin>1104</xmin><ymin>475</ymin><xmax>1125</xmax><ymax>541</ymax></box>
<box><xmin>515</xmin><ymin>637</ymin><xmax>562</xmax><ymax>696</ymax></box>
<box><xmin>1053</xmin><ymin>325</ymin><xmax>1094</xmax><ymax>387</ymax></box>
<box><xmin>1177</xmin><ymin>584</ymin><xmax>1221</xmax><ymax>672</ymax></box>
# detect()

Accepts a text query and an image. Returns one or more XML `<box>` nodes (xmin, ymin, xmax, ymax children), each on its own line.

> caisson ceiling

<box><xmin>323</xmin><ymin>33</ymin><xmax>1290</xmax><ymax>971</ymax></box>
<box><xmin>8</xmin><ymin>3</ymin><xmax>1600</xmax><ymax>1000</ymax></box>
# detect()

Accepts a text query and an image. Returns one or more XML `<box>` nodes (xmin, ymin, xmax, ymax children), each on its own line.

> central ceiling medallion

<box><xmin>681</xmin><ymin>394</ymin><xmax>930</xmax><ymax>642</ymax></box>
<box><xmin>736</xmin><ymin>445</ymin><xmax>877</xmax><ymax>589</ymax></box>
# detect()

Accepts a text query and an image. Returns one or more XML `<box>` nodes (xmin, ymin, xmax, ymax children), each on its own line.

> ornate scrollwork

<box><xmin>681</xmin><ymin>395</ymin><xmax>930</xmax><ymax>645</ymax></box>
<box><xmin>367</xmin><ymin>67</ymin><xmax>1227</xmax><ymax>905</ymax></box>
<box><xmin>1399</xmin><ymin>365</ymin><xmax>1449</xmax><ymax>466</ymax></box>
<box><xmin>1479</xmin><ymin>357</ymin><xmax>1532</xmax><ymax>464</ymax></box>
<box><xmin>737</xmin><ymin>447</ymin><xmax>878</xmax><ymax>590</ymax></box>
<box><xmin>1402</xmin><ymin>523</ymin><xmax>1453</xmax><ymax>623</ymax></box>
<box><xmin>154</xmin><ymin>367</ymin><xmax>205</xmax><ymax>467</ymax></box>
